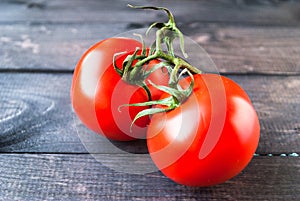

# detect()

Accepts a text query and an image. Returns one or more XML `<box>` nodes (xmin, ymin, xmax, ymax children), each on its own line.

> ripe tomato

<box><xmin>147</xmin><ymin>74</ymin><xmax>260</xmax><ymax>186</ymax></box>
<box><xmin>71</xmin><ymin>38</ymin><xmax>147</xmax><ymax>141</ymax></box>
<box><xmin>71</xmin><ymin>37</ymin><xmax>168</xmax><ymax>141</ymax></box>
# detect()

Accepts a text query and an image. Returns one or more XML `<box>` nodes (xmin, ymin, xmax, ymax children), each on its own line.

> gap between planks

<box><xmin>0</xmin><ymin>68</ymin><xmax>300</xmax><ymax>77</ymax></box>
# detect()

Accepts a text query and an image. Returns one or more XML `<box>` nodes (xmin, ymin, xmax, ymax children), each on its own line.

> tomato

<box><xmin>71</xmin><ymin>38</ymin><xmax>146</xmax><ymax>141</ymax></box>
<box><xmin>147</xmin><ymin>74</ymin><xmax>260</xmax><ymax>186</ymax></box>
<box><xmin>71</xmin><ymin>37</ymin><xmax>169</xmax><ymax>141</ymax></box>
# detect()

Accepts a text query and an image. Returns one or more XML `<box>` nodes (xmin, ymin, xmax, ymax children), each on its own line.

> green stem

<box><xmin>132</xmin><ymin>24</ymin><xmax>202</xmax><ymax>77</ymax></box>
<box><xmin>122</xmin><ymin>5</ymin><xmax>202</xmax><ymax>87</ymax></box>
<box><xmin>121</xmin><ymin>48</ymin><xmax>140</xmax><ymax>82</ymax></box>
<box><xmin>118</xmin><ymin>5</ymin><xmax>203</xmax><ymax>123</ymax></box>
<box><xmin>141</xmin><ymin>83</ymin><xmax>152</xmax><ymax>101</ymax></box>
<box><xmin>156</xmin><ymin>30</ymin><xmax>163</xmax><ymax>52</ymax></box>
<box><xmin>133</xmin><ymin>49</ymin><xmax>201</xmax><ymax>77</ymax></box>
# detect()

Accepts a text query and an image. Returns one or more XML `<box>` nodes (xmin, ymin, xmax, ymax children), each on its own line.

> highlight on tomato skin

<box><xmin>71</xmin><ymin>37</ymin><xmax>148</xmax><ymax>141</ymax></box>
<box><xmin>147</xmin><ymin>74</ymin><xmax>260</xmax><ymax>186</ymax></box>
<box><xmin>71</xmin><ymin>37</ymin><xmax>169</xmax><ymax>141</ymax></box>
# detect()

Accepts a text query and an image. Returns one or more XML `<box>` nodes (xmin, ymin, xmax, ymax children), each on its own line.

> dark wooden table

<box><xmin>0</xmin><ymin>0</ymin><xmax>299</xmax><ymax>200</ymax></box>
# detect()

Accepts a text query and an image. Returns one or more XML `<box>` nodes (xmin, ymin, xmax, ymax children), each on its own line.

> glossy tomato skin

<box><xmin>71</xmin><ymin>38</ymin><xmax>149</xmax><ymax>141</ymax></box>
<box><xmin>147</xmin><ymin>74</ymin><xmax>260</xmax><ymax>186</ymax></box>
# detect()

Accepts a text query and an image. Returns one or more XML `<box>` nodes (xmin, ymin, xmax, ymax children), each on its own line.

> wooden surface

<box><xmin>0</xmin><ymin>0</ymin><xmax>299</xmax><ymax>200</ymax></box>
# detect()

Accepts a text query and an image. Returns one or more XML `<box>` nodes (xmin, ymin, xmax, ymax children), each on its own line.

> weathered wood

<box><xmin>0</xmin><ymin>23</ymin><xmax>125</xmax><ymax>70</ymax></box>
<box><xmin>0</xmin><ymin>73</ymin><xmax>299</xmax><ymax>154</ymax></box>
<box><xmin>0</xmin><ymin>23</ymin><xmax>300</xmax><ymax>74</ymax></box>
<box><xmin>188</xmin><ymin>25</ymin><xmax>300</xmax><ymax>74</ymax></box>
<box><xmin>0</xmin><ymin>23</ymin><xmax>129</xmax><ymax>70</ymax></box>
<box><xmin>0</xmin><ymin>0</ymin><xmax>299</xmax><ymax>25</ymax></box>
<box><xmin>0</xmin><ymin>154</ymin><xmax>299</xmax><ymax>200</ymax></box>
<box><xmin>0</xmin><ymin>1</ymin><xmax>300</xmax><ymax>73</ymax></box>
<box><xmin>0</xmin><ymin>73</ymin><xmax>85</xmax><ymax>153</ymax></box>
<box><xmin>1</xmin><ymin>0</ymin><xmax>299</xmax><ymax>200</ymax></box>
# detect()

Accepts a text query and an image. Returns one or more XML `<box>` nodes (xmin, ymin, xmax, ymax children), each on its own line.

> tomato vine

<box><xmin>114</xmin><ymin>5</ymin><xmax>204</xmax><ymax>123</ymax></box>
<box><xmin>71</xmin><ymin>4</ymin><xmax>260</xmax><ymax>186</ymax></box>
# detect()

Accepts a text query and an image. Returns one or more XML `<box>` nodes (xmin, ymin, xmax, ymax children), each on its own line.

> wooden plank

<box><xmin>1</xmin><ymin>23</ymin><xmax>300</xmax><ymax>74</ymax></box>
<box><xmin>0</xmin><ymin>0</ymin><xmax>299</xmax><ymax>25</ymax></box>
<box><xmin>188</xmin><ymin>25</ymin><xmax>300</xmax><ymax>74</ymax></box>
<box><xmin>0</xmin><ymin>23</ymin><xmax>126</xmax><ymax>70</ymax></box>
<box><xmin>0</xmin><ymin>73</ymin><xmax>85</xmax><ymax>153</ymax></box>
<box><xmin>0</xmin><ymin>73</ymin><xmax>299</xmax><ymax>154</ymax></box>
<box><xmin>0</xmin><ymin>0</ymin><xmax>157</xmax><ymax>24</ymax></box>
<box><xmin>0</xmin><ymin>154</ymin><xmax>299</xmax><ymax>200</ymax></box>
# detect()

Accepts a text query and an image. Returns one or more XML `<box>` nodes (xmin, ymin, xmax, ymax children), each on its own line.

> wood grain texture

<box><xmin>0</xmin><ymin>23</ymin><xmax>126</xmax><ymax>70</ymax></box>
<box><xmin>0</xmin><ymin>154</ymin><xmax>299</xmax><ymax>201</ymax></box>
<box><xmin>188</xmin><ymin>25</ymin><xmax>300</xmax><ymax>74</ymax></box>
<box><xmin>0</xmin><ymin>0</ymin><xmax>299</xmax><ymax>73</ymax></box>
<box><xmin>0</xmin><ymin>73</ymin><xmax>85</xmax><ymax>153</ymax></box>
<box><xmin>0</xmin><ymin>1</ymin><xmax>299</xmax><ymax>200</ymax></box>
<box><xmin>0</xmin><ymin>73</ymin><xmax>299</xmax><ymax>154</ymax></box>
<box><xmin>1</xmin><ymin>23</ymin><xmax>299</xmax><ymax>73</ymax></box>
<box><xmin>0</xmin><ymin>0</ymin><xmax>299</xmax><ymax>25</ymax></box>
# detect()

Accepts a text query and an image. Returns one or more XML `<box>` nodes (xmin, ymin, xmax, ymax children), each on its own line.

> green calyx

<box><xmin>114</xmin><ymin>5</ymin><xmax>202</xmax><ymax>125</ymax></box>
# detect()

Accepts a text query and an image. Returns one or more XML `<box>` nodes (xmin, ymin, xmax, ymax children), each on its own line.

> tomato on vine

<box><xmin>71</xmin><ymin>4</ymin><xmax>260</xmax><ymax>187</ymax></box>
<box><xmin>147</xmin><ymin>74</ymin><xmax>260</xmax><ymax>186</ymax></box>
<box><xmin>71</xmin><ymin>37</ymin><xmax>168</xmax><ymax>141</ymax></box>
<box><xmin>124</xmin><ymin>5</ymin><xmax>260</xmax><ymax>186</ymax></box>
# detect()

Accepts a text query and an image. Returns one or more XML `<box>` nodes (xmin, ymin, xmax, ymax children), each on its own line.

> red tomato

<box><xmin>147</xmin><ymin>74</ymin><xmax>260</xmax><ymax>186</ymax></box>
<box><xmin>71</xmin><ymin>37</ymin><xmax>169</xmax><ymax>141</ymax></box>
<box><xmin>71</xmin><ymin>38</ymin><xmax>146</xmax><ymax>141</ymax></box>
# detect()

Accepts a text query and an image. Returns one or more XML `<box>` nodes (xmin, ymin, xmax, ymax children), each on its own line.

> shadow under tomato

<box><xmin>108</xmin><ymin>139</ymin><xmax>149</xmax><ymax>154</ymax></box>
